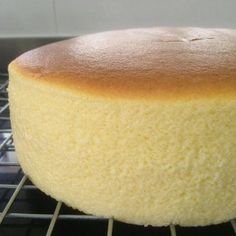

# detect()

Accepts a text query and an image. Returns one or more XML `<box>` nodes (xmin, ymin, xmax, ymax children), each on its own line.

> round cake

<box><xmin>8</xmin><ymin>28</ymin><xmax>236</xmax><ymax>226</ymax></box>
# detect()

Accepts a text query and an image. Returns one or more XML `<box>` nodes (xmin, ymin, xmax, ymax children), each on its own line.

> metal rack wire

<box><xmin>0</xmin><ymin>74</ymin><xmax>235</xmax><ymax>236</ymax></box>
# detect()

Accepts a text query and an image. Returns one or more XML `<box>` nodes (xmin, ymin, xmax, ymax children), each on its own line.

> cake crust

<box><xmin>9</xmin><ymin>27</ymin><xmax>236</xmax><ymax>100</ymax></box>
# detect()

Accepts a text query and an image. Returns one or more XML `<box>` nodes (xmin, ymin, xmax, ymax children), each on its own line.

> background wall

<box><xmin>0</xmin><ymin>0</ymin><xmax>236</xmax><ymax>37</ymax></box>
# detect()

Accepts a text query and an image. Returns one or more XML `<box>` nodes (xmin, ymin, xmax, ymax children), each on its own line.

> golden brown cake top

<box><xmin>9</xmin><ymin>27</ymin><xmax>236</xmax><ymax>100</ymax></box>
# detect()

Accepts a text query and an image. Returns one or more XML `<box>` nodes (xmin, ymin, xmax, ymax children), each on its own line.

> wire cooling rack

<box><xmin>0</xmin><ymin>73</ymin><xmax>236</xmax><ymax>236</ymax></box>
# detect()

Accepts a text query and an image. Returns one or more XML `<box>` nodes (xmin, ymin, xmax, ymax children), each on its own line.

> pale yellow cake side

<box><xmin>9</xmin><ymin>69</ymin><xmax>236</xmax><ymax>226</ymax></box>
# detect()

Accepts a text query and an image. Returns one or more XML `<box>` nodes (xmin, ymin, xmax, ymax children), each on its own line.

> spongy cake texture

<box><xmin>8</xmin><ymin>27</ymin><xmax>236</xmax><ymax>226</ymax></box>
